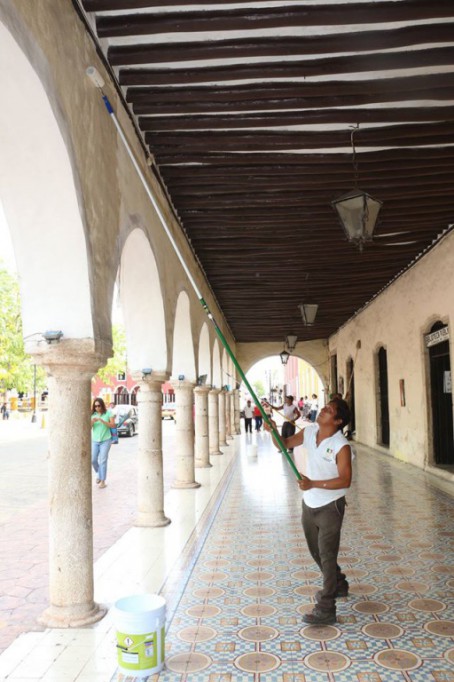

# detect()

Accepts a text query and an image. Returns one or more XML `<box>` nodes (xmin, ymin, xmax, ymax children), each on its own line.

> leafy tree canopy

<box><xmin>0</xmin><ymin>263</ymin><xmax>46</xmax><ymax>395</ymax></box>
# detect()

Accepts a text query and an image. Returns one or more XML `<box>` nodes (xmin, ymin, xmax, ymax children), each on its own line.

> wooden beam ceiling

<box><xmin>79</xmin><ymin>0</ymin><xmax>454</xmax><ymax>343</ymax></box>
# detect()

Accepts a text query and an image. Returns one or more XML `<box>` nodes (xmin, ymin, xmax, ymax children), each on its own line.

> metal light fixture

<box><xmin>197</xmin><ymin>374</ymin><xmax>207</xmax><ymax>386</ymax></box>
<box><xmin>42</xmin><ymin>330</ymin><xmax>63</xmax><ymax>344</ymax></box>
<box><xmin>280</xmin><ymin>349</ymin><xmax>290</xmax><ymax>366</ymax></box>
<box><xmin>285</xmin><ymin>334</ymin><xmax>298</xmax><ymax>351</ymax></box>
<box><xmin>299</xmin><ymin>303</ymin><xmax>318</xmax><ymax>326</ymax></box>
<box><xmin>142</xmin><ymin>367</ymin><xmax>152</xmax><ymax>378</ymax></box>
<box><xmin>178</xmin><ymin>374</ymin><xmax>185</xmax><ymax>381</ymax></box>
<box><xmin>332</xmin><ymin>125</ymin><xmax>382</xmax><ymax>250</ymax></box>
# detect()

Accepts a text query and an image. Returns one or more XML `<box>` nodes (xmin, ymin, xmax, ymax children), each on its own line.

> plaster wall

<box><xmin>329</xmin><ymin>230</ymin><xmax>454</xmax><ymax>470</ymax></box>
<box><xmin>236</xmin><ymin>340</ymin><xmax>330</xmax><ymax>387</ymax></box>
<box><xmin>1</xmin><ymin>0</ymin><xmax>234</xmax><ymax>366</ymax></box>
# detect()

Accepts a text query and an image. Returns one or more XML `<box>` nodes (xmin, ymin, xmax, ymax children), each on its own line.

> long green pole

<box><xmin>95</xmin><ymin>85</ymin><xmax>301</xmax><ymax>481</ymax></box>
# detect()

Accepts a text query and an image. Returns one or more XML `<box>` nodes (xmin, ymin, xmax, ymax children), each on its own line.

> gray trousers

<box><xmin>302</xmin><ymin>497</ymin><xmax>347</xmax><ymax>612</ymax></box>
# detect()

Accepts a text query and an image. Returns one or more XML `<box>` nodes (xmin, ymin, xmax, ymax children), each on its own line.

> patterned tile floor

<box><xmin>116</xmin><ymin>432</ymin><xmax>454</xmax><ymax>682</ymax></box>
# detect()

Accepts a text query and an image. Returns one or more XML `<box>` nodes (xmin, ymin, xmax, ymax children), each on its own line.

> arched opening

<box><xmin>119</xmin><ymin>228</ymin><xmax>167</xmax><ymax>372</ymax></box>
<box><xmin>376</xmin><ymin>346</ymin><xmax>390</xmax><ymax>446</ymax></box>
<box><xmin>198</xmin><ymin>323</ymin><xmax>211</xmax><ymax>384</ymax></box>
<box><xmin>0</xmin><ymin>22</ymin><xmax>93</xmax><ymax>340</ymax></box>
<box><xmin>172</xmin><ymin>291</ymin><xmax>196</xmax><ymax>382</ymax></box>
<box><xmin>427</xmin><ymin>321</ymin><xmax>453</xmax><ymax>466</ymax></box>
<box><xmin>115</xmin><ymin>386</ymin><xmax>130</xmax><ymax>405</ymax></box>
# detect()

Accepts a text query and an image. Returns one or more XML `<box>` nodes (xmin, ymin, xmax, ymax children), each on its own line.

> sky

<box><xmin>0</xmin><ymin>202</ymin><xmax>16</xmax><ymax>273</ymax></box>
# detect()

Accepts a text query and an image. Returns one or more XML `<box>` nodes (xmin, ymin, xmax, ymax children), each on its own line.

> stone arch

<box><xmin>212</xmin><ymin>339</ymin><xmax>222</xmax><ymax>388</ymax></box>
<box><xmin>172</xmin><ymin>291</ymin><xmax>196</xmax><ymax>382</ymax></box>
<box><xmin>119</xmin><ymin>228</ymin><xmax>166</xmax><ymax>371</ymax></box>
<box><xmin>0</xmin><ymin>20</ymin><xmax>93</xmax><ymax>339</ymax></box>
<box><xmin>198</xmin><ymin>323</ymin><xmax>211</xmax><ymax>383</ymax></box>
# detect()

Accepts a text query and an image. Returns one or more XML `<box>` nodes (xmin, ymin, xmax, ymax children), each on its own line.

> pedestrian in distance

<box><xmin>1</xmin><ymin>402</ymin><xmax>9</xmax><ymax>420</ymax></box>
<box><xmin>264</xmin><ymin>397</ymin><xmax>353</xmax><ymax>626</ymax></box>
<box><xmin>108</xmin><ymin>401</ymin><xmax>119</xmax><ymax>444</ymax></box>
<box><xmin>270</xmin><ymin>395</ymin><xmax>301</xmax><ymax>451</ymax></box>
<box><xmin>243</xmin><ymin>399</ymin><xmax>254</xmax><ymax>433</ymax></box>
<box><xmin>91</xmin><ymin>398</ymin><xmax>116</xmax><ymax>488</ymax></box>
<box><xmin>253</xmin><ymin>403</ymin><xmax>263</xmax><ymax>431</ymax></box>
<box><xmin>309</xmin><ymin>393</ymin><xmax>319</xmax><ymax>422</ymax></box>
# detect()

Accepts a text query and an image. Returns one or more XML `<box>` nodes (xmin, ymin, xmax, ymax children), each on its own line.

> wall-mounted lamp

<box><xmin>222</xmin><ymin>384</ymin><xmax>230</xmax><ymax>391</ymax></box>
<box><xmin>197</xmin><ymin>374</ymin><xmax>207</xmax><ymax>386</ymax></box>
<box><xmin>299</xmin><ymin>303</ymin><xmax>318</xmax><ymax>326</ymax></box>
<box><xmin>178</xmin><ymin>374</ymin><xmax>185</xmax><ymax>381</ymax></box>
<box><xmin>332</xmin><ymin>125</ymin><xmax>382</xmax><ymax>250</ymax></box>
<box><xmin>142</xmin><ymin>367</ymin><xmax>152</xmax><ymax>378</ymax></box>
<box><xmin>285</xmin><ymin>334</ymin><xmax>298</xmax><ymax>351</ymax></box>
<box><xmin>42</xmin><ymin>330</ymin><xmax>63</xmax><ymax>344</ymax></box>
<box><xmin>280</xmin><ymin>349</ymin><xmax>290</xmax><ymax>366</ymax></box>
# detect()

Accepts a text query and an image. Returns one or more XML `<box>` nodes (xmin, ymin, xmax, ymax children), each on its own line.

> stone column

<box><xmin>218</xmin><ymin>389</ymin><xmax>228</xmax><ymax>447</ymax></box>
<box><xmin>208</xmin><ymin>388</ymin><xmax>223</xmax><ymax>456</ymax></box>
<box><xmin>230</xmin><ymin>391</ymin><xmax>236</xmax><ymax>436</ymax></box>
<box><xmin>29</xmin><ymin>340</ymin><xmax>108</xmax><ymax>628</ymax></box>
<box><xmin>136</xmin><ymin>373</ymin><xmax>171</xmax><ymax>527</ymax></box>
<box><xmin>234</xmin><ymin>389</ymin><xmax>241</xmax><ymax>434</ymax></box>
<box><xmin>172</xmin><ymin>380</ymin><xmax>200</xmax><ymax>488</ymax></box>
<box><xmin>194</xmin><ymin>385</ymin><xmax>212</xmax><ymax>468</ymax></box>
<box><xmin>225</xmin><ymin>390</ymin><xmax>233</xmax><ymax>440</ymax></box>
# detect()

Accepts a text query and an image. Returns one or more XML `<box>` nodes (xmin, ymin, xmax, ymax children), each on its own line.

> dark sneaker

<box><xmin>302</xmin><ymin>607</ymin><xmax>336</xmax><ymax>626</ymax></box>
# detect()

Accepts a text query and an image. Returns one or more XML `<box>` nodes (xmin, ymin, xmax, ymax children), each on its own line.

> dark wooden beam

<box><xmin>96</xmin><ymin>1</ymin><xmax>454</xmax><ymax>37</ymax></box>
<box><xmin>108</xmin><ymin>23</ymin><xmax>454</xmax><ymax>66</ymax></box>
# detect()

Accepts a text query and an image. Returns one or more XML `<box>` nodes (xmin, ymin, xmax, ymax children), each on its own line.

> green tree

<box><xmin>0</xmin><ymin>264</ymin><xmax>46</xmax><ymax>396</ymax></box>
<box><xmin>95</xmin><ymin>324</ymin><xmax>127</xmax><ymax>385</ymax></box>
<box><xmin>252</xmin><ymin>379</ymin><xmax>265</xmax><ymax>398</ymax></box>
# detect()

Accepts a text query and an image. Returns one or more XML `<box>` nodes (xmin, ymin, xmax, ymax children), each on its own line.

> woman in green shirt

<box><xmin>91</xmin><ymin>398</ymin><xmax>116</xmax><ymax>488</ymax></box>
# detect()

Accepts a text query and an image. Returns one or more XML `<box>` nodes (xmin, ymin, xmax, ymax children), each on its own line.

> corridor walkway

<box><xmin>1</xmin><ymin>430</ymin><xmax>453</xmax><ymax>681</ymax></box>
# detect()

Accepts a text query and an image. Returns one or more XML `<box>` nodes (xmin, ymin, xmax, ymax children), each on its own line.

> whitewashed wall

<box><xmin>329</xmin><ymin>230</ymin><xmax>454</xmax><ymax>472</ymax></box>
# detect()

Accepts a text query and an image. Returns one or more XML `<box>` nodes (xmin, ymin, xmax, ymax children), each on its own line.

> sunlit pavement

<box><xmin>0</xmin><ymin>417</ymin><xmax>179</xmax><ymax>653</ymax></box>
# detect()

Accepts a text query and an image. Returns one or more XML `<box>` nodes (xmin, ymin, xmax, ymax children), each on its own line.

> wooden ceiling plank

<box><xmin>96</xmin><ymin>1</ymin><xmax>454</xmax><ymax>37</ymax></box>
<box><xmin>108</xmin><ymin>23</ymin><xmax>454</xmax><ymax>66</ymax></box>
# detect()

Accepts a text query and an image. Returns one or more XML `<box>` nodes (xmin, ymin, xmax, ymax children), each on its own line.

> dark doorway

<box><xmin>428</xmin><ymin>323</ymin><xmax>454</xmax><ymax>465</ymax></box>
<box><xmin>377</xmin><ymin>347</ymin><xmax>390</xmax><ymax>446</ymax></box>
<box><xmin>331</xmin><ymin>354</ymin><xmax>338</xmax><ymax>394</ymax></box>
<box><xmin>346</xmin><ymin>358</ymin><xmax>356</xmax><ymax>434</ymax></box>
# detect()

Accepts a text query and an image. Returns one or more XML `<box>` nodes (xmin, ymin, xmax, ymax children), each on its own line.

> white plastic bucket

<box><xmin>113</xmin><ymin>594</ymin><xmax>166</xmax><ymax>677</ymax></box>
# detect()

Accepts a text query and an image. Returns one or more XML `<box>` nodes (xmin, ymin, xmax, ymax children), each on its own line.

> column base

<box><xmin>219</xmin><ymin>440</ymin><xmax>229</xmax><ymax>447</ymax></box>
<box><xmin>38</xmin><ymin>601</ymin><xmax>107</xmax><ymax>628</ymax></box>
<box><xmin>135</xmin><ymin>513</ymin><xmax>171</xmax><ymax>528</ymax></box>
<box><xmin>210</xmin><ymin>449</ymin><xmax>223</xmax><ymax>456</ymax></box>
<box><xmin>171</xmin><ymin>480</ymin><xmax>201</xmax><ymax>489</ymax></box>
<box><xmin>195</xmin><ymin>460</ymin><xmax>213</xmax><ymax>468</ymax></box>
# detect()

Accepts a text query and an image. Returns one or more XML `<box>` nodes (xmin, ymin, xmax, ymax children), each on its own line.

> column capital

<box><xmin>26</xmin><ymin>338</ymin><xmax>110</xmax><ymax>380</ymax></box>
<box><xmin>131</xmin><ymin>371</ymin><xmax>170</xmax><ymax>389</ymax></box>
<box><xmin>194</xmin><ymin>385</ymin><xmax>211</xmax><ymax>396</ymax></box>
<box><xmin>170</xmin><ymin>379</ymin><xmax>196</xmax><ymax>391</ymax></box>
<box><xmin>209</xmin><ymin>387</ymin><xmax>222</xmax><ymax>396</ymax></box>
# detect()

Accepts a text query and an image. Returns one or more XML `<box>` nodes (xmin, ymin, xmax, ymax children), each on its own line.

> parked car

<box><xmin>161</xmin><ymin>403</ymin><xmax>176</xmax><ymax>420</ymax></box>
<box><xmin>115</xmin><ymin>405</ymin><xmax>138</xmax><ymax>437</ymax></box>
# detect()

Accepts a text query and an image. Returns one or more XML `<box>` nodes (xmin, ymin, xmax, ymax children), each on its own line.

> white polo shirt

<box><xmin>302</xmin><ymin>424</ymin><xmax>352</xmax><ymax>508</ymax></box>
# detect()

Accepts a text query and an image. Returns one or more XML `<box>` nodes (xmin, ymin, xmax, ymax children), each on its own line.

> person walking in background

<box><xmin>309</xmin><ymin>394</ymin><xmax>319</xmax><ymax>422</ymax></box>
<box><xmin>270</xmin><ymin>395</ymin><xmax>300</xmax><ymax>452</ymax></box>
<box><xmin>243</xmin><ymin>399</ymin><xmax>254</xmax><ymax>433</ymax></box>
<box><xmin>1</xmin><ymin>402</ymin><xmax>9</xmax><ymax>420</ymax></box>
<box><xmin>108</xmin><ymin>401</ymin><xmax>119</xmax><ymax>444</ymax></box>
<box><xmin>253</xmin><ymin>403</ymin><xmax>263</xmax><ymax>431</ymax></box>
<box><xmin>91</xmin><ymin>398</ymin><xmax>116</xmax><ymax>488</ymax></box>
